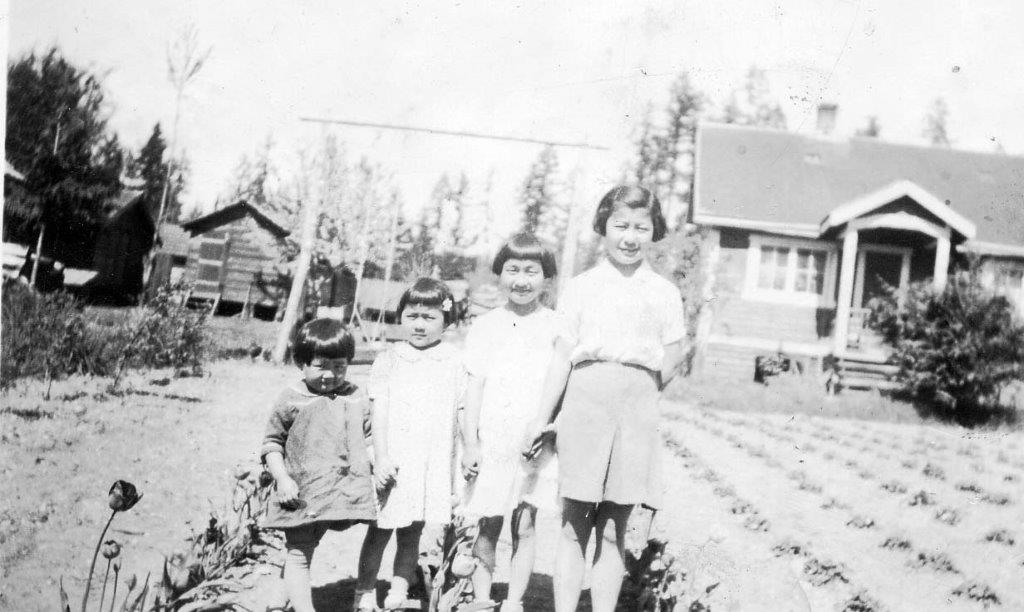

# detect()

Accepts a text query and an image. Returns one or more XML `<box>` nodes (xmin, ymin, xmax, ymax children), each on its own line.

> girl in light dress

<box><xmin>460</xmin><ymin>233</ymin><xmax>561</xmax><ymax>612</ymax></box>
<box><xmin>354</xmin><ymin>278</ymin><xmax>465</xmax><ymax>611</ymax></box>
<box><xmin>524</xmin><ymin>186</ymin><xmax>687</xmax><ymax>612</ymax></box>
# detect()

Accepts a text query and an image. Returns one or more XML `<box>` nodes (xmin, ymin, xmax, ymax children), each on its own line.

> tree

<box><xmin>4</xmin><ymin>47</ymin><xmax>123</xmax><ymax>268</ymax></box>
<box><xmin>519</xmin><ymin>145</ymin><xmax>565</xmax><ymax>250</ymax></box>
<box><xmin>855</xmin><ymin>116</ymin><xmax>882</xmax><ymax>138</ymax></box>
<box><xmin>127</xmin><ymin>123</ymin><xmax>185</xmax><ymax>223</ymax></box>
<box><xmin>923</xmin><ymin>97</ymin><xmax>951</xmax><ymax>146</ymax></box>
<box><xmin>634</xmin><ymin>72</ymin><xmax>705</xmax><ymax>225</ymax></box>
<box><xmin>722</xmin><ymin>66</ymin><xmax>787</xmax><ymax>130</ymax></box>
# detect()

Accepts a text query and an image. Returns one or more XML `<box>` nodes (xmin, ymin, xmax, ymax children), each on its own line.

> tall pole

<box><xmin>30</xmin><ymin>121</ymin><xmax>62</xmax><ymax>288</ymax></box>
<box><xmin>272</xmin><ymin>197</ymin><xmax>320</xmax><ymax>363</ymax></box>
<box><xmin>376</xmin><ymin>194</ymin><xmax>402</xmax><ymax>332</ymax></box>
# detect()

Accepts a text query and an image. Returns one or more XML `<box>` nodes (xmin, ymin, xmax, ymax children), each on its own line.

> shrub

<box><xmin>1</xmin><ymin>281</ymin><xmax>208</xmax><ymax>390</ymax></box>
<box><xmin>869</xmin><ymin>269</ymin><xmax>1024</xmax><ymax>423</ymax></box>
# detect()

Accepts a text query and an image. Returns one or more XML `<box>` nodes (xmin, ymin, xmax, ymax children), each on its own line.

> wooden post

<box><xmin>375</xmin><ymin>195</ymin><xmax>402</xmax><ymax>337</ymax></box>
<box><xmin>833</xmin><ymin>229</ymin><xmax>859</xmax><ymax>355</ymax></box>
<box><xmin>933</xmin><ymin>234</ymin><xmax>951</xmax><ymax>291</ymax></box>
<box><xmin>272</xmin><ymin>198</ymin><xmax>319</xmax><ymax>363</ymax></box>
<box><xmin>28</xmin><ymin>223</ymin><xmax>45</xmax><ymax>288</ymax></box>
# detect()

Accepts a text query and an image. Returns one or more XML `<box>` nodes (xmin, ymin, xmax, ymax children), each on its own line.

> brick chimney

<box><xmin>816</xmin><ymin>103</ymin><xmax>838</xmax><ymax>135</ymax></box>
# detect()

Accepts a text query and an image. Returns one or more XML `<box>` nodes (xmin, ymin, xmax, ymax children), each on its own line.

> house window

<box><xmin>757</xmin><ymin>246</ymin><xmax>789</xmax><ymax>290</ymax></box>
<box><xmin>744</xmin><ymin>235</ymin><xmax>836</xmax><ymax>307</ymax></box>
<box><xmin>795</xmin><ymin>249</ymin><xmax>827</xmax><ymax>294</ymax></box>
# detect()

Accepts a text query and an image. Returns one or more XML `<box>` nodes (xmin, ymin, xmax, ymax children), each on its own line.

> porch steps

<box><xmin>835</xmin><ymin>353</ymin><xmax>902</xmax><ymax>392</ymax></box>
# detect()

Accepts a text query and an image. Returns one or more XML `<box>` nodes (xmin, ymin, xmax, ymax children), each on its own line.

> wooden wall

<box><xmin>709</xmin><ymin>229</ymin><xmax>831</xmax><ymax>344</ymax></box>
<box><xmin>181</xmin><ymin>214</ymin><xmax>287</xmax><ymax>307</ymax></box>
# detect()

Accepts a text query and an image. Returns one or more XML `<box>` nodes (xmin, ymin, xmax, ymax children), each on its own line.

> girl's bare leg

<box><xmin>554</xmin><ymin>498</ymin><xmax>595</xmax><ymax>612</ymax></box>
<box><xmin>590</xmin><ymin>502</ymin><xmax>633</xmax><ymax>612</ymax></box>
<box><xmin>356</xmin><ymin>524</ymin><xmax>393</xmax><ymax>601</ymax></box>
<box><xmin>389</xmin><ymin>521</ymin><xmax>425</xmax><ymax>602</ymax></box>
<box><xmin>507</xmin><ymin>503</ymin><xmax>537</xmax><ymax>606</ymax></box>
<box><xmin>471</xmin><ymin>515</ymin><xmax>504</xmax><ymax>602</ymax></box>
<box><xmin>282</xmin><ymin>526</ymin><xmax>324</xmax><ymax>612</ymax></box>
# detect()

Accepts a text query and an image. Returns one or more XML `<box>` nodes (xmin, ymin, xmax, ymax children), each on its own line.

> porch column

<box><xmin>833</xmin><ymin>229</ymin><xmax>859</xmax><ymax>354</ymax></box>
<box><xmin>933</xmin><ymin>234</ymin><xmax>951</xmax><ymax>291</ymax></box>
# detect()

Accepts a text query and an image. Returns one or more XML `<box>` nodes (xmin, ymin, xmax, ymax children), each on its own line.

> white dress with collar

<box><xmin>367</xmin><ymin>342</ymin><xmax>465</xmax><ymax>528</ymax></box>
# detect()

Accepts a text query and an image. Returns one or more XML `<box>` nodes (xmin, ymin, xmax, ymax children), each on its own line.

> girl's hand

<box><xmin>374</xmin><ymin>455</ymin><xmax>398</xmax><ymax>491</ymax></box>
<box><xmin>521</xmin><ymin>420</ymin><xmax>547</xmax><ymax>461</ymax></box>
<box><xmin>462</xmin><ymin>445</ymin><xmax>481</xmax><ymax>480</ymax></box>
<box><xmin>275</xmin><ymin>476</ymin><xmax>301</xmax><ymax>509</ymax></box>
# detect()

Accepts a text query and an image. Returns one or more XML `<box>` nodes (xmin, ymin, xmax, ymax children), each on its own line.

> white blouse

<box><xmin>558</xmin><ymin>259</ymin><xmax>686</xmax><ymax>372</ymax></box>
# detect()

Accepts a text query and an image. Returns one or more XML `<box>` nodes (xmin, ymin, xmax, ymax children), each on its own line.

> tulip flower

<box><xmin>83</xmin><ymin>482</ymin><xmax>142</xmax><ymax>612</ymax></box>
<box><xmin>107</xmin><ymin>480</ymin><xmax>142</xmax><ymax>512</ymax></box>
<box><xmin>101</xmin><ymin>540</ymin><xmax>121</xmax><ymax>559</ymax></box>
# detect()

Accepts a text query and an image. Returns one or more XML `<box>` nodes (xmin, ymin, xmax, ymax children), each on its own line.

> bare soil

<box><xmin>3</xmin><ymin>361</ymin><xmax>1022</xmax><ymax>611</ymax></box>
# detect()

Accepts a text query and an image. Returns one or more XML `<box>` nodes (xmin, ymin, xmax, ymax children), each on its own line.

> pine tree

<box><xmin>923</xmin><ymin>98</ymin><xmax>951</xmax><ymax>146</ymax></box>
<box><xmin>4</xmin><ymin>47</ymin><xmax>124</xmax><ymax>267</ymax></box>
<box><xmin>633</xmin><ymin>72</ymin><xmax>705</xmax><ymax>225</ymax></box>
<box><xmin>722</xmin><ymin>66</ymin><xmax>787</xmax><ymax>129</ymax></box>
<box><xmin>519</xmin><ymin>146</ymin><xmax>565</xmax><ymax>249</ymax></box>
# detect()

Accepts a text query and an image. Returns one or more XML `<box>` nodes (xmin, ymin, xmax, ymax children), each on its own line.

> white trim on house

<box><xmin>692</xmin><ymin>213</ymin><xmax>821</xmax><ymax>238</ymax></box>
<box><xmin>959</xmin><ymin>240</ymin><xmax>1024</xmax><ymax>258</ymax></box>
<box><xmin>742</xmin><ymin>234</ymin><xmax>838</xmax><ymax>308</ymax></box>
<box><xmin>820</xmin><ymin>180</ymin><xmax>977</xmax><ymax>239</ymax></box>
<box><xmin>846</xmin><ymin>212</ymin><xmax>951</xmax><ymax>240</ymax></box>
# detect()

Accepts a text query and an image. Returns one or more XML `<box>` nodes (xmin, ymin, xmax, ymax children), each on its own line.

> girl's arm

<box><xmin>522</xmin><ymin>337</ymin><xmax>573</xmax><ymax>456</ymax></box>
<box><xmin>659</xmin><ymin>339</ymin><xmax>686</xmax><ymax>390</ymax></box>
<box><xmin>261</xmin><ymin>401</ymin><xmax>300</xmax><ymax>506</ymax></box>
<box><xmin>461</xmin><ymin>374</ymin><xmax>485</xmax><ymax>479</ymax></box>
<box><xmin>263</xmin><ymin>451</ymin><xmax>300</xmax><ymax>506</ymax></box>
<box><xmin>371</xmin><ymin>397</ymin><xmax>397</xmax><ymax>489</ymax></box>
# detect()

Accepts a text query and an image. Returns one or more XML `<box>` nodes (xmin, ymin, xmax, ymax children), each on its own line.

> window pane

<box><xmin>794</xmin><ymin>271</ymin><xmax>807</xmax><ymax>292</ymax></box>
<box><xmin>199</xmin><ymin>242</ymin><xmax>224</xmax><ymax>260</ymax></box>
<box><xmin>198</xmin><ymin>263</ymin><xmax>221</xmax><ymax>282</ymax></box>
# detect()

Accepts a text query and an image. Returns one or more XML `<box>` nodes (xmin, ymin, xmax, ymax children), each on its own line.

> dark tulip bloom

<box><xmin>258</xmin><ymin>470</ymin><xmax>274</xmax><ymax>488</ymax></box>
<box><xmin>101</xmin><ymin>539</ymin><xmax>122</xmax><ymax>559</ymax></box>
<box><xmin>108</xmin><ymin>480</ymin><xmax>142</xmax><ymax>512</ymax></box>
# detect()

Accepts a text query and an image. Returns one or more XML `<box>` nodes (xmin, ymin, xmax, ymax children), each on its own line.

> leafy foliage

<box><xmin>922</xmin><ymin>97</ymin><xmax>951</xmax><ymax>147</ymax></box>
<box><xmin>0</xmin><ymin>281</ymin><xmax>208</xmax><ymax>390</ymax></box>
<box><xmin>721</xmin><ymin>66</ymin><xmax>787</xmax><ymax>130</ymax></box>
<box><xmin>869</xmin><ymin>270</ymin><xmax>1024</xmax><ymax>422</ymax></box>
<box><xmin>5</xmin><ymin>47</ymin><xmax>124</xmax><ymax>266</ymax></box>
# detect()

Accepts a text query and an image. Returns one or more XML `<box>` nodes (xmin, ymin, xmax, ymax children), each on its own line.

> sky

<box><xmin>7</xmin><ymin>0</ymin><xmax>1024</xmax><ymax>247</ymax></box>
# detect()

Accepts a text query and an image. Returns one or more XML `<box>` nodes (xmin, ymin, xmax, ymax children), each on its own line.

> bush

<box><xmin>869</xmin><ymin>269</ymin><xmax>1024</xmax><ymax>423</ymax></box>
<box><xmin>1</xmin><ymin>281</ymin><xmax>208</xmax><ymax>390</ymax></box>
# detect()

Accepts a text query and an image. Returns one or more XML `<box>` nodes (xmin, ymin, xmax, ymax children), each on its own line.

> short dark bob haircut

<box><xmin>592</xmin><ymin>185</ymin><xmax>668</xmax><ymax>242</ymax></box>
<box><xmin>491</xmin><ymin>232</ymin><xmax>557</xmax><ymax>278</ymax></box>
<box><xmin>293</xmin><ymin>317</ymin><xmax>355</xmax><ymax>367</ymax></box>
<box><xmin>396</xmin><ymin>277</ymin><xmax>457</xmax><ymax>327</ymax></box>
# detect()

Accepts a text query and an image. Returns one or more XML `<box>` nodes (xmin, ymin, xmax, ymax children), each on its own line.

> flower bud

<box><xmin>233</xmin><ymin>466</ymin><xmax>252</xmax><ymax>481</ymax></box>
<box><xmin>101</xmin><ymin>539</ymin><xmax>122</xmax><ymax>559</ymax></box>
<box><xmin>258</xmin><ymin>470</ymin><xmax>274</xmax><ymax>488</ymax></box>
<box><xmin>108</xmin><ymin>480</ymin><xmax>142</xmax><ymax>512</ymax></box>
<box><xmin>126</xmin><ymin>574</ymin><xmax>138</xmax><ymax>591</ymax></box>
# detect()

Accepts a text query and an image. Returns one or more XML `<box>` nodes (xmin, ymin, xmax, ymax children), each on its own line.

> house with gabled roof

<box><xmin>691</xmin><ymin>108</ymin><xmax>1024</xmax><ymax>389</ymax></box>
<box><xmin>179</xmin><ymin>200</ymin><xmax>291</xmax><ymax>317</ymax></box>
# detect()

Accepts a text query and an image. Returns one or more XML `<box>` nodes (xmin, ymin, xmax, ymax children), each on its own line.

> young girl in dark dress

<box><xmin>261</xmin><ymin>318</ymin><xmax>376</xmax><ymax>612</ymax></box>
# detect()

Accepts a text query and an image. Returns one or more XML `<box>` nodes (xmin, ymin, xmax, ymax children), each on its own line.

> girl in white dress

<box><xmin>460</xmin><ymin>233</ymin><xmax>560</xmax><ymax>611</ymax></box>
<box><xmin>354</xmin><ymin>278</ymin><xmax>465</xmax><ymax>611</ymax></box>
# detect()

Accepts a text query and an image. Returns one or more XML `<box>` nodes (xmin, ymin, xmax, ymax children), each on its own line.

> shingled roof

<box><xmin>180</xmin><ymin>200</ymin><xmax>290</xmax><ymax>239</ymax></box>
<box><xmin>693</xmin><ymin>122</ymin><xmax>1024</xmax><ymax>250</ymax></box>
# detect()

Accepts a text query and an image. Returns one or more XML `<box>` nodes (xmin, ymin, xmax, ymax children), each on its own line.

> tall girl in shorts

<box><xmin>525</xmin><ymin>186</ymin><xmax>687</xmax><ymax>612</ymax></box>
<box><xmin>354</xmin><ymin>278</ymin><xmax>465</xmax><ymax>611</ymax></box>
<box><xmin>460</xmin><ymin>233</ymin><xmax>561</xmax><ymax>611</ymax></box>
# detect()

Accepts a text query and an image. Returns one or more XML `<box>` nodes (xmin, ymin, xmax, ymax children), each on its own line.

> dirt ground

<box><xmin>3</xmin><ymin>360</ymin><xmax>1023</xmax><ymax>611</ymax></box>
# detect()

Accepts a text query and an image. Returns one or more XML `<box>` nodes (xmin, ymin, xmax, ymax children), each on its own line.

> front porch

<box><xmin>822</xmin><ymin>181</ymin><xmax>977</xmax><ymax>391</ymax></box>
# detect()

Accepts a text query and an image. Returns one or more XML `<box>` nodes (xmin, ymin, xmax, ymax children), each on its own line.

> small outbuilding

<box><xmin>179</xmin><ymin>200</ymin><xmax>291</xmax><ymax>318</ymax></box>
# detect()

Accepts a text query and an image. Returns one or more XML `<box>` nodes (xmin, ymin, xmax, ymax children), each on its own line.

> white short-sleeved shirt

<box><xmin>558</xmin><ymin>259</ymin><xmax>686</xmax><ymax>372</ymax></box>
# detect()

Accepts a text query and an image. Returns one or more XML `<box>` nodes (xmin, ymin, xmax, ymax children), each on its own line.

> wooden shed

<box><xmin>87</xmin><ymin>189</ymin><xmax>155</xmax><ymax>303</ymax></box>
<box><xmin>179</xmin><ymin>200</ymin><xmax>290</xmax><ymax>317</ymax></box>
